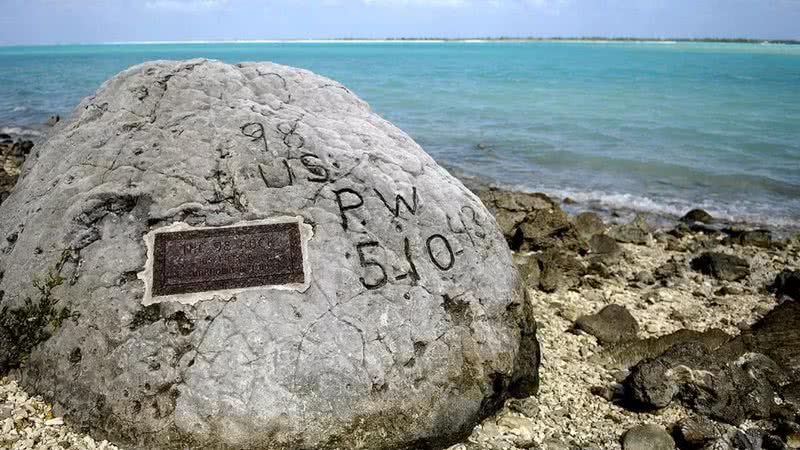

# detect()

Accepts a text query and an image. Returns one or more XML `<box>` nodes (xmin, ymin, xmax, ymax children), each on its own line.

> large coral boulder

<box><xmin>0</xmin><ymin>60</ymin><xmax>539</xmax><ymax>449</ymax></box>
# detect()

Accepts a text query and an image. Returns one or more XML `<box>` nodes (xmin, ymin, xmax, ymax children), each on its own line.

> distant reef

<box><xmin>337</xmin><ymin>37</ymin><xmax>800</xmax><ymax>45</ymax></box>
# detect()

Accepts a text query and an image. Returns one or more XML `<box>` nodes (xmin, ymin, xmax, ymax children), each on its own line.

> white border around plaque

<box><xmin>138</xmin><ymin>216</ymin><xmax>313</xmax><ymax>306</ymax></box>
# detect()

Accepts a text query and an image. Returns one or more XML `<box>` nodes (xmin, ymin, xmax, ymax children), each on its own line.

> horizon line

<box><xmin>1</xmin><ymin>36</ymin><xmax>799</xmax><ymax>48</ymax></box>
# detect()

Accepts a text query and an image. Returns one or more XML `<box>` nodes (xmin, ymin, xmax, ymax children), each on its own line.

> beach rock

<box><xmin>634</xmin><ymin>271</ymin><xmax>656</xmax><ymax>286</ymax></box>
<box><xmin>47</xmin><ymin>115</ymin><xmax>61</xmax><ymax>126</ymax></box>
<box><xmin>764</xmin><ymin>435</ymin><xmax>791</xmax><ymax>450</ymax></box>
<box><xmin>724</xmin><ymin>229</ymin><xmax>773</xmax><ymax>248</ymax></box>
<box><xmin>621</xmin><ymin>424</ymin><xmax>675</xmax><ymax>450</ymax></box>
<box><xmin>573</xmin><ymin>212</ymin><xmax>606</xmax><ymax>240</ymax></box>
<box><xmin>588</xmin><ymin>234</ymin><xmax>622</xmax><ymax>261</ymax></box>
<box><xmin>782</xmin><ymin>382</ymin><xmax>800</xmax><ymax>414</ymax></box>
<box><xmin>608</xmin><ymin>214</ymin><xmax>651</xmax><ymax>245</ymax></box>
<box><xmin>594</xmin><ymin>328</ymin><xmax>731</xmax><ymax>371</ymax></box>
<box><xmin>669</xmin><ymin>222</ymin><xmax>692</xmax><ymax>239</ymax></box>
<box><xmin>690</xmin><ymin>252</ymin><xmax>749</xmax><ymax>281</ymax></box>
<box><xmin>654</xmin><ymin>258</ymin><xmax>684</xmax><ymax>282</ymax></box>
<box><xmin>720</xmin><ymin>300</ymin><xmax>800</xmax><ymax>379</ymax></box>
<box><xmin>626</xmin><ymin>301</ymin><xmax>800</xmax><ymax>425</ymax></box>
<box><xmin>479</xmin><ymin>187</ymin><xmax>582</xmax><ymax>252</ymax></box>
<box><xmin>0</xmin><ymin>60</ymin><xmax>539</xmax><ymax>450</ymax></box>
<box><xmin>586</xmin><ymin>260</ymin><xmax>613</xmax><ymax>279</ymax></box>
<box><xmin>681</xmin><ymin>209</ymin><xmax>715</xmax><ymax>224</ymax></box>
<box><xmin>674</xmin><ymin>417</ymin><xmax>767</xmax><ymax>450</ymax></box>
<box><xmin>674</xmin><ymin>416</ymin><xmax>734</xmax><ymax>449</ymax></box>
<box><xmin>518</xmin><ymin>256</ymin><xmax>541</xmax><ymax>289</ymax></box>
<box><xmin>0</xmin><ymin>136</ymin><xmax>34</xmax><ymax>206</ymax></box>
<box><xmin>623</xmin><ymin>342</ymin><xmax>779</xmax><ymax>424</ymax></box>
<box><xmin>535</xmin><ymin>248</ymin><xmax>584</xmax><ymax>293</ymax></box>
<box><xmin>575</xmin><ymin>304</ymin><xmax>639</xmax><ymax>344</ymax></box>
<box><xmin>768</xmin><ymin>270</ymin><xmax>800</xmax><ymax>301</ymax></box>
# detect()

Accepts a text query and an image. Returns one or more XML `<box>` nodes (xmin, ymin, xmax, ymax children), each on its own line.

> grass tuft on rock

<box><xmin>0</xmin><ymin>249</ymin><xmax>76</xmax><ymax>375</ymax></box>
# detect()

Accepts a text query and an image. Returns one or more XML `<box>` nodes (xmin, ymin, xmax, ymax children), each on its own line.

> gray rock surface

<box><xmin>479</xmin><ymin>188</ymin><xmax>583</xmax><ymax>252</ymax></box>
<box><xmin>588</xmin><ymin>234</ymin><xmax>622</xmax><ymax>261</ymax></box>
<box><xmin>573</xmin><ymin>212</ymin><xmax>605</xmax><ymax>241</ymax></box>
<box><xmin>575</xmin><ymin>304</ymin><xmax>639</xmax><ymax>344</ymax></box>
<box><xmin>769</xmin><ymin>270</ymin><xmax>800</xmax><ymax>301</ymax></box>
<box><xmin>681</xmin><ymin>209</ymin><xmax>715</xmax><ymax>224</ymax></box>
<box><xmin>624</xmin><ymin>302</ymin><xmax>800</xmax><ymax>425</ymax></box>
<box><xmin>691</xmin><ymin>252</ymin><xmax>750</xmax><ymax>282</ymax></box>
<box><xmin>621</xmin><ymin>424</ymin><xmax>675</xmax><ymax>450</ymax></box>
<box><xmin>724</xmin><ymin>229</ymin><xmax>772</xmax><ymax>248</ymax></box>
<box><xmin>0</xmin><ymin>59</ymin><xmax>539</xmax><ymax>450</ymax></box>
<box><xmin>608</xmin><ymin>214</ymin><xmax>651</xmax><ymax>245</ymax></box>
<box><xmin>595</xmin><ymin>328</ymin><xmax>730</xmax><ymax>371</ymax></box>
<box><xmin>624</xmin><ymin>341</ymin><xmax>780</xmax><ymax>424</ymax></box>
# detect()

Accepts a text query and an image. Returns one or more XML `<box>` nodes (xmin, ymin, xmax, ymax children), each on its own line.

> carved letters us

<box><xmin>240</xmin><ymin>120</ymin><xmax>479</xmax><ymax>292</ymax></box>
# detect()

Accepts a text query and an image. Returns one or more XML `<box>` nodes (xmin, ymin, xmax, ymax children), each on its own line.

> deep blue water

<box><xmin>1</xmin><ymin>41</ymin><xmax>799</xmax><ymax>227</ymax></box>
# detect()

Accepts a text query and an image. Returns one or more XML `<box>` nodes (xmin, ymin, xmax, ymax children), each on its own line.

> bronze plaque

<box><xmin>152</xmin><ymin>223</ymin><xmax>304</xmax><ymax>296</ymax></box>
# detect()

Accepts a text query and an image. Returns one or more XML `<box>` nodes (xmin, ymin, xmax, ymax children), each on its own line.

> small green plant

<box><xmin>0</xmin><ymin>249</ymin><xmax>77</xmax><ymax>374</ymax></box>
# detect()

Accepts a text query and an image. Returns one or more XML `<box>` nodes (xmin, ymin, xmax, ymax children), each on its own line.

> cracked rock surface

<box><xmin>0</xmin><ymin>59</ymin><xmax>539</xmax><ymax>450</ymax></box>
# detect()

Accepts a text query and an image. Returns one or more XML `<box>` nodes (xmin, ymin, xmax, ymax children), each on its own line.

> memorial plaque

<box><xmin>151</xmin><ymin>222</ymin><xmax>304</xmax><ymax>296</ymax></box>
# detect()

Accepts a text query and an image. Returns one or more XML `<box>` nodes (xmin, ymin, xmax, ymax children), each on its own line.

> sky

<box><xmin>1</xmin><ymin>0</ymin><xmax>799</xmax><ymax>45</ymax></box>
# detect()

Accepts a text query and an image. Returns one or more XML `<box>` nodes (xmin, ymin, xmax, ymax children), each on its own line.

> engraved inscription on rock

<box><xmin>151</xmin><ymin>222</ymin><xmax>304</xmax><ymax>296</ymax></box>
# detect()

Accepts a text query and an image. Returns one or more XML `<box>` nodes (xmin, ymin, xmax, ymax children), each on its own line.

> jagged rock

<box><xmin>782</xmin><ymin>382</ymin><xmax>800</xmax><ymax>414</ymax></box>
<box><xmin>714</xmin><ymin>284</ymin><xmax>743</xmax><ymax>296</ymax></box>
<box><xmin>621</xmin><ymin>424</ymin><xmax>675</xmax><ymax>450</ymax></box>
<box><xmin>575</xmin><ymin>304</ymin><xmax>639</xmax><ymax>344</ymax></box>
<box><xmin>724</xmin><ymin>229</ymin><xmax>773</xmax><ymax>248</ymax></box>
<box><xmin>674</xmin><ymin>416</ymin><xmax>768</xmax><ymax>450</ymax></box>
<box><xmin>720</xmin><ymin>300</ymin><xmax>800</xmax><ymax>378</ymax></box>
<box><xmin>594</xmin><ymin>328</ymin><xmax>731</xmax><ymax>371</ymax></box>
<box><xmin>654</xmin><ymin>258</ymin><xmax>684</xmax><ymax>282</ymax></box>
<box><xmin>538</xmin><ymin>265</ymin><xmax>561</xmax><ymax>293</ymax></box>
<box><xmin>763</xmin><ymin>434</ymin><xmax>790</xmax><ymax>450</ymax></box>
<box><xmin>0</xmin><ymin>60</ymin><xmax>539</xmax><ymax>450</ymax></box>
<box><xmin>608</xmin><ymin>214</ymin><xmax>651</xmax><ymax>245</ymax></box>
<box><xmin>769</xmin><ymin>270</ymin><xmax>800</xmax><ymax>301</ymax></box>
<box><xmin>634</xmin><ymin>271</ymin><xmax>656</xmax><ymax>286</ymax></box>
<box><xmin>669</xmin><ymin>222</ymin><xmax>692</xmax><ymax>239</ymax></box>
<box><xmin>624</xmin><ymin>342</ymin><xmax>779</xmax><ymax>424</ymax></box>
<box><xmin>588</xmin><ymin>234</ymin><xmax>622</xmax><ymax>261</ymax></box>
<box><xmin>0</xmin><ymin>137</ymin><xmax>34</xmax><ymax>205</ymax></box>
<box><xmin>586</xmin><ymin>260</ymin><xmax>613</xmax><ymax>279</ymax></box>
<box><xmin>519</xmin><ymin>256</ymin><xmax>541</xmax><ymax>290</ymax></box>
<box><xmin>534</xmin><ymin>248</ymin><xmax>584</xmax><ymax>293</ymax></box>
<box><xmin>681</xmin><ymin>209</ymin><xmax>715</xmax><ymax>224</ymax></box>
<box><xmin>691</xmin><ymin>252</ymin><xmax>749</xmax><ymax>281</ymax></box>
<box><xmin>479</xmin><ymin>187</ymin><xmax>583</xmax><ymax>252</ymax></box>
<box><xmin>573</xmin><ymin>212</ymin><xmax>606</xmax><ymax>240</ymax></box>
<box><xmin>625</xmin><ymin>301</ymin><xmax>800</xmax><ymax>425</ymax></box>
<box><xmin>674</xmin><ymin>416</ymin><xmax>733</xmax><ymax>449</ymax></box>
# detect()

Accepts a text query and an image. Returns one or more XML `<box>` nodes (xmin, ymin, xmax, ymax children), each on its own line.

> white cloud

<box><xmin>145</xmin><ymin>0</ymin><xmax>230</xmax><ymax>12</ymax></box>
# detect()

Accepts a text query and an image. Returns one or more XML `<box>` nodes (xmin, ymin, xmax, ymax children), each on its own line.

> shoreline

<box><xmin>1</xmin><ymin>123</ymin><xmax>797</xmax><ymax>238</ymax></box>
<box><xmin>449</xmin><ymin>167</ymin><xmax>800</xmax><ymax>241</ymax></box>
<box><xmin>2</xmin><ymin>37</ymin><xmax>799</xmax><ymax>48</ymax></box>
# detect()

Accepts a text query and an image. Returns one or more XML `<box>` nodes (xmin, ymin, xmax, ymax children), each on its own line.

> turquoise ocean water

<box><xmin>1</xmin><ymin>41</ymin><xmax>798</xmax><ymax>228</ymax></box>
